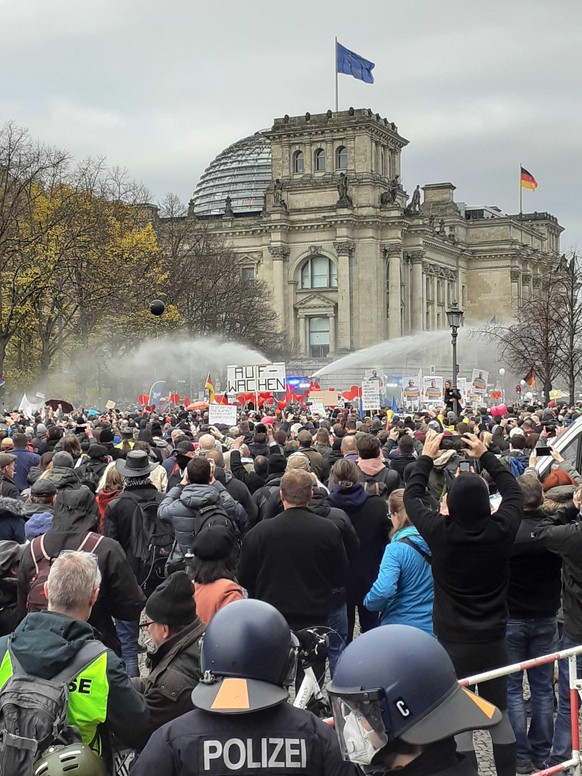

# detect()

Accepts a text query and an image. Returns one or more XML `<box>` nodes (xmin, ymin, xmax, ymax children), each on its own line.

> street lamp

<box><xmin>499</xmin><ymin>368</ymin><xmax>506</xmax><ymax>403</ymax></box>
<box><xmin>446</xmin><ymin>301</ymin><xmax>464</xmax><ymax>415</ymax></box>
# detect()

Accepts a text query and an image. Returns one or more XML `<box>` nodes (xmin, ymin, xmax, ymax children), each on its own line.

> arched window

<box><xmin>314</xmin><ymin>148</ymin><xmax>326</xmax><ymax>172</ymax></box>
<box><xmin>301</xmin><ymin>256</ymin><xmax>338</xmax><ymax>289</ymax></box>
<box><xmin>336</xmin><ymin>145</ymin><xmax>347</xmax><ymax>170</ymax></box>
<box><xmin>292</xmin><ymin>150</ymin><xmax>304</xmax><ymax>174</ymax></box>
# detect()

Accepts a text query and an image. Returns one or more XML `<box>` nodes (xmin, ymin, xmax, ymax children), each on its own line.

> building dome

<box><xmin>191</xmin><ymin>132</ymin><xmax>272</xmax><ymax>216</ymax></box>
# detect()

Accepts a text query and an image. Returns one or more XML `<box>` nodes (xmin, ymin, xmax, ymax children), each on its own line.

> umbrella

<box><xmin>45</xmin><ymin>399</ymin><xmax>74</xmax><ymax>413</ymax></box>
<box><xmin>186</xmin><ymin>401</ymin><xmax>209</xmax><ymax>411</ymax></box>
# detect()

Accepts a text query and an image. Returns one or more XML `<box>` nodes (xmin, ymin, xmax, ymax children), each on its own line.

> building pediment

<box><xmin>295</xmin><ymin>292</ymin><xmax>336</xmax><ymax>311</ymax></box>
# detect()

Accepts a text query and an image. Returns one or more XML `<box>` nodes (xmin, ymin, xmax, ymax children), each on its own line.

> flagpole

<box><xmin>334</xmin><ymin>36</ymin><xmax>339</xmax><ymax>112</ymax></box>
<box><xmin>519</xmin><ymin>161</ymin><xmax>523</xmax><ymax>218</ymax></box>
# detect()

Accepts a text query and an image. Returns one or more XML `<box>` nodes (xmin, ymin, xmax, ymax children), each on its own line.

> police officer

<box><xmin>132</xmin><ymin>599</ymin><xmax>358</xmax><ymax>776</ymax></box>
<box><xmin>328</xmin><ymin>625</ymin><xmax>502</xmax><ymax>775</ymax></box>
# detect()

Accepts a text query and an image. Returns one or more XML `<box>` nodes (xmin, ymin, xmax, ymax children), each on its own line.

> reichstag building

<box><xmin>169</xmin><ymin>108</ymin><xmax>563</xmax><ymax>369</ymax></box>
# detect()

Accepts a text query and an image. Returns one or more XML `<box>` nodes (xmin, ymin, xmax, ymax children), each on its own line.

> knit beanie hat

<box><xmin>267</xmin><ymin>454</ymin><xmax>287</xmax><ymax>475</ymax></box>
<box><xmin>145</xmin><ymin>571</ymin><xmax>196</xmax><ymax>626</ymax></box>
<box><xmin>99</xmin><ymin>428</ymin><xmax>114</xmax><ymax>445</ymax></box>
<box><xmin>542</xmin><ymin>469</ymin><xmax>575</xmax><ymax>492</ymax></box>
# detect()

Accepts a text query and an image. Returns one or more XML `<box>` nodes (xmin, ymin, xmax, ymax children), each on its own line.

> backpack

<box><xmin>256</xmin><ymin>483</ymin><xmax>282</xmax><ymax>522</ymax></box>
<box><xmin>27</xmin><ymin>533</ymin><xmax>103</xmax><ymax>613</ymax></box>
<box><xmin>192</xmin><ymin>501</ymin><xmax>237</xmax><ymax>536</ymax></box>
<box><xmin>165</xmin><ymin>501</ymin><xmax>236</xmax><ymax>575</ymax></box>
<box><xmin>509</xmin><ymin>455</ymin><xmax>529</xmax><ymax>478</ymax></box>
<box><xmin>363</xmin><ymin>478</ymin><xmax>389</xmax><ymax>498</ymax></box>
<box><xmin>0</xmin><ymin>638</ymin><xmax>107</xmax><ymax>776</ymax></box>
<box><xmin>121</xmin><ymin>492</ymin><xmax>174</xmax><ymax>595</ymax></box>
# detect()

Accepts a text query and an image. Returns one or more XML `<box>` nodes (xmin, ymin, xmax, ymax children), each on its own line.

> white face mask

<box><xmin>342</xmin><ymin>711</ymin><xmax>381</xmax><ymax>765</ymax></box>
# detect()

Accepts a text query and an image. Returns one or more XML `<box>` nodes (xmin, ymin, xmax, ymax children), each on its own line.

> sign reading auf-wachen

<box><xmin>226</xmin><ymin>363</ymin><xmax>287</xmax><ymax>394</ymax></box>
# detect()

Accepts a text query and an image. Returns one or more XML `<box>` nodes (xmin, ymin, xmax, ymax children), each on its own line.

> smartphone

<box><xmin>535</xmin><ymin>446</ymin><xmax>552</xmax><ymax>457</ymax></box>
<box><xmin>459</xmin><ymin>460</ymin><xmax>471</xmax><ymax>473</ymax></box>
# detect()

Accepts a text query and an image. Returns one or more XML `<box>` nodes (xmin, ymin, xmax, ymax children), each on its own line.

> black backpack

<box><xmin>0</xmin><ymin>639</ymin><xmax>107</xmax><ymax>775</ymax></box>
<box><xmin>165</xmin><ymin>501</ymin><xmax>236</xmax><ymax>576</ymax></box>
<box><xmin>120</xmin><ymin>492</ymin><xmax>174</xmax><ymax>596</ymax></box>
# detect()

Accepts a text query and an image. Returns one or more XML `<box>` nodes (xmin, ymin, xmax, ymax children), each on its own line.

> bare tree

<box><xmin>477</xmin><ymin>260</ymin><xmax>569</xmax><ymax>399</ymax></box>
<box><xmin>158</xmin><ymin>194</ymin><xmax>286</xmax><ymax>358</ymax></box>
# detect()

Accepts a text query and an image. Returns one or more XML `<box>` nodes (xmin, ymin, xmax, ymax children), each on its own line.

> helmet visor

<box><xmin>329</xmin><ymin>689</ymin><xmax>388</xmax><ymax>765</ymax></box>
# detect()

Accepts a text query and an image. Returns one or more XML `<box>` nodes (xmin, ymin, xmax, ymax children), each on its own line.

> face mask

<box><xmin>343</xmin><ymin>711</ymin><xmax>381</xmax><ymax>765</ymax></box>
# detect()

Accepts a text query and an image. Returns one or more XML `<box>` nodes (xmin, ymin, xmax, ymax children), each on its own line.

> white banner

<box><xmin>361</xmin><ymin>380</ymin><xmax>381</xmax><ymax>411</ymax></box>
<box><xmin>208</xmin><ymin>404</ymin><xmax>238</xmax><ymax>427</ymax></box>
<box><xmin>226</xmin><ymin>363</ymin><xmax>286</xmax><ymax>394</ymax></box>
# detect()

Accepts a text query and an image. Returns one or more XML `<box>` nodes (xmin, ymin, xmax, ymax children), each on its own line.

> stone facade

<box><xmin>163</xmin><ymin>108</ymin><xmax>563</xmax><ymax>370</ymax></box>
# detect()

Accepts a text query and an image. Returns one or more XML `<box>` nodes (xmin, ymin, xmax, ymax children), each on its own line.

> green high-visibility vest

<box><xmin>0</xmin><ymin>648</ymin><xmax>109</xmax><ymax>750</ymax></box>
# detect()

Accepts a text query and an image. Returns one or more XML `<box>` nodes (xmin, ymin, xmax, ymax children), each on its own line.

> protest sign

<box><xmin>361</xmin><ymin>380</ymin><xmax>381</xmax><ymax>411</ymax></box>
<box><xmin>226</xmin><ymin>363</ymin><xmax>286</xmax><ymax>394</ymax></box>
<box><xmin>208</xmin><ymin>404</ymin><xmax>238</xmax><ymax>427</ymax></box>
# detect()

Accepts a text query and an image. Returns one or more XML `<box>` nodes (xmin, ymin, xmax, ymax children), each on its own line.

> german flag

<box><xmin>521</xmin><ymin>167</ymin><xmax>538</xmax><ymax>191</ymax></box>
<box><xmin>205</xmin><ymin>373</ymin><xmax>215</xmax><ymax>403</ymax></box>
<box><xmin>524</xmin><ymin>368</ymin><xmax>536</xmax><ymax>390</ymax></box>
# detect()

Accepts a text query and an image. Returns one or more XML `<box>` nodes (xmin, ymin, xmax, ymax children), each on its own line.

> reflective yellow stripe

<box><xmin>0</xmin><ymin>651</ymin><xmax>12</xmax><ymax>688</ymax></box>
<box><xmin>67</xmin><ymin>652</ymin><xmax>109</xmax><ymax>745</ymax></box>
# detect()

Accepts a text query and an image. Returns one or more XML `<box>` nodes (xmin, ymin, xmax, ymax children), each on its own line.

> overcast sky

<box><xmin>2</xmin><ymin>0</ymin><xmax>581</xmax><ymax>249</ymax></box>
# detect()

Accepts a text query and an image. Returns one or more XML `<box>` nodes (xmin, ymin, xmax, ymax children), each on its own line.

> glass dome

<box><xmin>192</xmin><ymin>132</ymin><xmax>272</xmax><ymax>216</ymax></box>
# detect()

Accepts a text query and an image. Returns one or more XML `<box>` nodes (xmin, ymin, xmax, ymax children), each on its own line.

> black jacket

<box><xmin>238</xmin><ymin>507</ymin><xmax>348</xmax><ymax>630</ymax></box>
<box><xmin>229</xmin><ymin>449</ymin><xmax>266</xmax><ymax>494</ymax></box>
<box><xmin>252</xmin><ymin>474</ymin><xmax>284</xmax><ymax>523</ymax></box>
<box><xmin>0</xmin><ymin>611</ymin><xmax>150</xmax><ymax>752</ymax></box>
<box><xmin>103</xmin><ymin>483</ymin><xmax>164</xmax><ymax>557</ymax></box>
<box><xmin>0</xmin><ymin>473</ymin><xmax>19</xmax><ymax>501</ymax></box>
<box><xmin>217</xmin><ymin>467</ymin><xmax>256</xmax><ymax>528</ymax></box>
<box><xmin>533</xmin><ymin>504</ymin><xmax>582</xmax><ymax>640</ymax></box>
<box><xmin>17</xmin><ymin>499</ymin><xmax>145</xmax><ymax>655</ymax></box>
<box><xmin>403</xmin><ymin>451</ymin><xmax>523</xmax><ymax>643</ymax></box>
<box><xmin>132</xmin><ymin>697</ymin><xmax>357</xmax><ymax>776</ymax></box>
<box><xmin>508</xmin><ymin>506</ymin><xmax>562</xmax><ymax>619</ymax></box>
<box><xmin>132</xmin><ymin>617</ymin><xmax>205</xmax><ymax>737</ymax></box>
<box><xmin>327</xmin><ymin>484</ymin><xmax>390</xmax><ymax>605</ymax></box>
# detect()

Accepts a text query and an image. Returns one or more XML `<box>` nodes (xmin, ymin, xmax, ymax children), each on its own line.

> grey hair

<box><xmin>47</xmin><ymin>550</ymin><xmax>102</xmax><ymax>613</ymax></box>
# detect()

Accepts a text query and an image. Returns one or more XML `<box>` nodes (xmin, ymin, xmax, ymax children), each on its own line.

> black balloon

<box><xmin>150</xmin><ymin>299</ymin><xmax>166</xmax><ymax>316</ymax></box>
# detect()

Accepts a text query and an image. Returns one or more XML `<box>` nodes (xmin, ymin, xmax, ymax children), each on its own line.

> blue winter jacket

<box><xmin>364</xmin><ymin>525</ymin><xmax>434</xmax><ymax>635</ymax></box>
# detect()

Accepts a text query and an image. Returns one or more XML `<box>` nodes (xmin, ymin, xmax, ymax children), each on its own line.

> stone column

<box><xmin>268</xmin><ymin>245</ymin><xmax>290</xmax><ymax>333</ymax></box>
<box><xmin>298</xmin><ymin>312</ymin><xmax>307</xmax><ymax>355</ymax></box>
<box><xmin>329</xmin><ymin>315</ymin><xmax>337</xmax><ymax>354</ymax></box>
<box><xmin>386</xmin><ymin>248</ymin><xmax>402</xmax><ymax>339</ymax></box>
<box><xmin>334</xmin><ymin>241</ymin><xmax>354</xmax><ymax>350</ymax></box>
<box><xmin>409</xmin><ymin>251</ymin><xmax>425</xmax><ymax>332</ymax></box>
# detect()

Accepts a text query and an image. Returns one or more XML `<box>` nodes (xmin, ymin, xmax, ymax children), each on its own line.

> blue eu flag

<box><xmin>336</xmin><ymin>42</ymin><xmax>375</xmax><ymax>84</ymax></box>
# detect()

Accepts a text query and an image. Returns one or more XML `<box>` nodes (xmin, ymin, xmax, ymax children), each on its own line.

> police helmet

<box><xmin>192</xmin><ymin>599</ymin><xmax>297</xmax><ymax>714</ymax></box>
<box><xmin>34</xmin><ymin>744</ymin><xmax>106</xmax><ymax>776</ymax></box>
<box><xmin>328</xmin><ymin>625</ymin><xmax>501</xmax><ymax>766</ymax></box>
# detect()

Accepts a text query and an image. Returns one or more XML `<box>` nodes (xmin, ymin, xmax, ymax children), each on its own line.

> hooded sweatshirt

<box><xmin>403</xmin><ymin>451</ymin><xmax>522</xmax><ymax>643</ymax></box>
<box><xmin>328</xmin><ymin>483</ymin><xmax>391</xmax><ymax>604</ymax></box>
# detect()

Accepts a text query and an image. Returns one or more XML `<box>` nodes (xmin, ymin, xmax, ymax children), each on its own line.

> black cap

<box><xmin>145</xmin><ymin>571</ymin><xmax>196</xmax><ymax>626</ymax></box>
<box><xmin>193</xmin><ymin>525</ymin><xmax>236</xmax><ymax>561</ymax></box>
<box><xmin>31</xmin><ymin>479</ymin><xmax>57</xmax><ymax>497</ymax></box>
<box><xmin>87</xmin><ymin>445</ymin><xmax>108</xmax><ymax>460</ymax></box>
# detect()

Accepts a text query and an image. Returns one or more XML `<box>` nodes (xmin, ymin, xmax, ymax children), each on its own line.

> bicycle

<box><xmin>292</xmin><ymin>626</ymin><xmax>334</xmax><ymax>718</ymax></box>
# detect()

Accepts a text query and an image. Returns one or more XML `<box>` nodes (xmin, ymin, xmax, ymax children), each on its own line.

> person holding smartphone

<box><xmin>403</xmin><ymin>431</ymin><xmax>523</xmax><ymax>776</ymax></box>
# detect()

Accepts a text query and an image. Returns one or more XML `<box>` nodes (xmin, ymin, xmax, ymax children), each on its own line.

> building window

<box><xmin>292</xmin><ymin>150</ymin><xmax>304</xmax><ymax>173</ymax></box>
<box><xmin>336</xmin><ymin>146</ymin><xmax>347</xmax><ymax>170</ymax></box>
<box><xmin>301</xmin><ymin>256</ymin><xmax>338</xmax><ymax>289</ymax></box>
<box><xmin>437</xmin><ymin>279</ymin><xmax>444</xmax><ymax>304</ymax></box>
<box><xmin>314</xmin><ymin>148</ymin><xmax>326</xmax><ymax>172</ymax></box>
<box><xmin>241</xmin><ymin>266</ymin><xmax>255</xmax><ymax>284</ymax></box>
<box><xmin>309</xmin><ymin>317</ymin><xmax>330</xmax><ymax>358</ymax></box>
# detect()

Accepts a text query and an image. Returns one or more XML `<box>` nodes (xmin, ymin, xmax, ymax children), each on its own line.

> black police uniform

<box><xmin>132</xmin><ymin>701</ymin><xmax>358</xmax><ymax>776</ymax></box>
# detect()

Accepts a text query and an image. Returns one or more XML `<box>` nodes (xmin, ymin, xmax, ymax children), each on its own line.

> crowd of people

<box><xmin>0</xmin><ymin>395</ymin><xmax>580</xmax><ymax>775</ymax></box>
